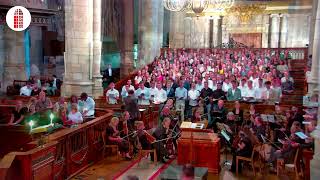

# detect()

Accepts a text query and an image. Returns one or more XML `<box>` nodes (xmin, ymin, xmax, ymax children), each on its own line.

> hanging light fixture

<box><xmin>191</xmin><ymin>0</ymin><xmax>209</xmax><ymax>14</ymax></box>
<box><xmin>163</xmin><ymin>0</ymin><xmax>191</xmax><ymax>12</ymax></box>
<box><xmin>210</xmin><ymin>0</ymin><xmax>234</xmax><ymax>10</ymax></box>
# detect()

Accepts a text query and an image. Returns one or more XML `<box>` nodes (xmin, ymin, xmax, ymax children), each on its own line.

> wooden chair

<box><xmin>236</xmin><ymin>144</ymin><xmax>262</xmax><ymax>176</ymax></box>
<box><xmin>276</xmin><ymin>148</ymin><xmax>300</xmax><ymax>178</ymax></box>
<box><xmin>137</xmin><ymin>148</ymin><xmax>157</xmax><ymax>165</ymax></box>
<box><xmin>101</xmin><ymin>130</ymin><xmax>119</xmax><ymax>160</ymax></box>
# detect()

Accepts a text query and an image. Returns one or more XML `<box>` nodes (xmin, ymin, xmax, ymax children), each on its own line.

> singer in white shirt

<box><xmin>135</xmin><ymin>82</ymin><xmax>150</xmax><ymax>105</ymax></box>
<box><xmin>154</xmin><ymin>83</ymin><xmax>167</xmax><ymax>104</ymax></box>
<box><xmin>106</xmin><ymin>83</ymin><xmax>119</xmax><ymax>104</ymax></box>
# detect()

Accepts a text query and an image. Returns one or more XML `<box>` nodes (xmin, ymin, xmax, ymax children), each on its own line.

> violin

<box><xmin>165</xmin><ymin>128</ymin><xmax>175</xmax><ymax>156</ymax></box>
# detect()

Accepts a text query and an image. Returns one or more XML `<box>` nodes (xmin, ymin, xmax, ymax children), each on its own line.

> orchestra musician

<box><xmin>105</xmin><ymin>117</ymin><xmax>132</xmax><ymax>160</ymax></box>
<box><xmin>209</xmin><ymin>100</ymin><xmax>227</xmax><ymax>130</ymax></box>
<box><xmin>136</xmin><ymin>121</ymin><xmax>153</xmax><ymax>151</ymax></box>
<box><xmin>232</xmin><ymin>101</ymin><xmax>244</xmax><ymax>127</ymax></box>
<box><xmin>153</xmin><ymin>117</ymin><xmax>175</xmax><ymax>163</ymax></box>
<box><xmin>230</xmin><ymin>132</ymin><xmax>253</xmax><ymax>173</ymax></box>
<box><xmin>200</xmin><ymin>81</ymin><xmax>213</xmax><ymax>124</ymax></box>
<box><xmin>250</xmin><ymin>116</ymin><xmax>266</xmax><ymax>143</ymax></box>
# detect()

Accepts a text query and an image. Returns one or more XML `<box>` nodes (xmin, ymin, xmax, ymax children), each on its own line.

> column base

<box><xmin>92</xmin><ymin>75</ymin><xmax>103</xmax><ymax>98</ymax></box>
<box><xmin>61</xmin><ymin>81</ymin><xmax>94</xmax><ymax>97</ymax></box>
<box><xmin>311</xmin><ymin>127</ymin><xmax>320</xmax><ymax>180</ymax></box>
<box><xmin>307</xmin><ymin>77</ymin><xmax>319</xmax><ymax>95</ymax></box>
<box><xmin>120</xmin><ymin>51</ymin><xmax>134</xmax><ymax>79</ymax></box>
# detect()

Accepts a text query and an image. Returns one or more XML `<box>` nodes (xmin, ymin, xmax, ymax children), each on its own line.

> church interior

<box><xmin>0</xmin><ymin>0</ymin><xmax>320</xmax><ymax>179</ymax></box>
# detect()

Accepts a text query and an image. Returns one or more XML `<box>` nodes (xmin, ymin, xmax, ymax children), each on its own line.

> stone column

<box><xmin>311</xmin><ymin>1</ymin><xmax>320</xmax><ymax>179</ymax></box>
<box><xmin>138</xmin><ymin>0</ymin><xmax>164</xmax><ymax>67</ymax></box>
<box><xmin>169</xmin><ymin>11</ymin><xmax>186</xmax><ymax>48</ymax></box>
<box><xmin>92</xmin><ymin>0</ymin><xmax>103</xmax><ymax>97</ymax></box>
<box><xmin>1</xmin><ymin>26</ymin><xmax>26</xmax><ymax>92</ymax></box>
<box><xmin>280</xmin><ymin>14</ymin><xmax>289</xmax><ymax>48</ymax></box>
<box><xmin>212</xmin><ymin>16</ymin><xmax>220</xmax><ymax>47</ymax></box>
<box><xmin>270</xmin><ymin>14</ymin><xmax>280</xmax><ymax>48</ymax></box>
<box><xmin>308</xmin><ymin>0</ymin><xmax>320</xmax><ymax>95</ymax></box>
<box><xmin>217</xmin><ymin>16</ymin><xmax>223</xmax><ymax>47</ymax></box>
<box><xmin>262</xmin><ymin>15</ymin><xmax>270</xmax><ymax>48</ymax></box>
<box><xmin>62</xmin><ymin>0</ymin><xmax>94</xmax><ymax>96</ymax></box>
<box><xmin>120</xmin><ymin>0</ymin><xmax>134</xmax><ymax>78</ymax></box>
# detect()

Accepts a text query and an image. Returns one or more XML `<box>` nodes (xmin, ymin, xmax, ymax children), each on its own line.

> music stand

<box><xmin>220</xmin><ymin>130</ymin><xmax>232</xmax><ymax>167</ymax></box>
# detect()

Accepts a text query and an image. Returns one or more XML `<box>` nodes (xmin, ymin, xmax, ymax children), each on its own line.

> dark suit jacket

<box><xmin>124</xmin><ymin>96</ymin><xmax>139</xmax><ymax>120</ymax></box>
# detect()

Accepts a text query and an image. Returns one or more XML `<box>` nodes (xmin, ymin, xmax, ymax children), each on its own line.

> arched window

<box><xmin>14</xmin><ymin>9</ymin><xmax>23</xmax><ymax>29</ymax></box>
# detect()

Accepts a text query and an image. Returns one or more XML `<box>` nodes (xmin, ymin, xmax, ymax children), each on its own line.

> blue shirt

<box><xmin>175</xmin><ymin>87</ymin><xmax>188</xmax><ymax>100</ymax></box>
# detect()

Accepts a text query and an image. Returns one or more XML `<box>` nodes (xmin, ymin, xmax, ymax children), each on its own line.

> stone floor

<box><xmin>73</xmin><ymin>153</ymin><xmax>300</xmax><ymax>180</ymax></box>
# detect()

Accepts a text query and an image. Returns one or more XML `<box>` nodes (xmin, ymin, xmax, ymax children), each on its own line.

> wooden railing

<box><xmin>0</xmin><ymin>108</ymin><xmax>113</xmax><ymax>180</ymax></box>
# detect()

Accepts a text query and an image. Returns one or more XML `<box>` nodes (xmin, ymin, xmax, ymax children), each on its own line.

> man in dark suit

<box><xmin>124</xmin><ymin>90</ymin><xmax>140</xmax><ymax>128</ymax></box>
<box><xmin>103</xmin><ymin>64</ymin><xmax>114</xmax><ymax>84</ymax></box>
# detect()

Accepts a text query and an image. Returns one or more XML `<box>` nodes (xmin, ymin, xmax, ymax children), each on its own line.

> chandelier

<box><xmin>210</xmin><ymin>0</ymin><xmax>234</xmax><ymax>10</ymax></box>
<box><xmin>163</xmin><ymin>0</ymin><xmax>191</xmax><ymax>12</ymax></box>
<box><xmin>191</xmin><ymin>0</ymin><xmax>209</xmax><ymax>14</ymax></box>
<box><xmin>163</xmin><ymin>0</ymin><xmax>234</xmax><ymax>13</ymax></box>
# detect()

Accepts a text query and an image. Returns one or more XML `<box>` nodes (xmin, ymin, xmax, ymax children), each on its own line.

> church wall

<box><xmin>286</xmin><ymin>14</ymin><xmax>311</xmax><ymax>48</ymax></box>
<box><xmin>168</xmin><ymin>13</ymin><xmax>311</xmax><ymax>48</ymax></box>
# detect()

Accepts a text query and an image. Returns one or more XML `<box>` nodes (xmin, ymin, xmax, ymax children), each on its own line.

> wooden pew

<box><xmin>0</xmin><ymin>108</ymin><xmax>113</xmax><ymax>180</ymax></box>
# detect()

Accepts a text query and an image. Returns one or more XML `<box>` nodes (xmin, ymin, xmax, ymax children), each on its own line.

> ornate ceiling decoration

<box><xmin>226</xmin><ymin>4</ymin><xmax>266</xmax><ymax>23</ymax></box>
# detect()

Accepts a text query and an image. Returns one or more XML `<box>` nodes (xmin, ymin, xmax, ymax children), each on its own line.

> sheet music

<box><xmin>295</xmin><ymin>132</ymin><xmax>308</xmax><ymax>139</ymax></box>
<box><xmin>180</xmin><ymin>122</ymin><xmax>192</xmax><ymax>128</ymax></box>
<box><xmin>221</xmin><ymin>130</ymin><xmax>230</xmax><ymax>142</ymax></box>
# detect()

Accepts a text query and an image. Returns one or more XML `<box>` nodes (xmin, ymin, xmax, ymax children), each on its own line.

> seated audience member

<box><xmin>59</xmin><ymin>106</ymin><xmax>73</xmax><ymax>126</ymax></box>
<box><xmin>261</xmin><ymin>81</ymin><xmax>278</xmax><ymax>104</ymax></box>
<box><xmin>181</xmin><ymin>164</ymin><xmax>195</xmax><ymax>180</ymax></box>
<box><xmin>67</xmin><ymin>103</ymin><xmax>83</xmax><ymax>124</ymax></box>
<box><xmin>27</xmin><ymin>97</ymin><xmax>38</xmax><ymax>108</ymax></box>
<box><xmin>54</xmin><ymin>96</ymin><xmax>67</xmax><ymax>112</ymax></box>
<box><xmin>8</xmin><ymin>100</ymin><xmax>28</xmax><ymax>125</ymax></box>
<box><xmin>80</xmin><ymin>92</ymin><xmax>95</xmax><ymax>117</ymax></box>
<box><xmin>22</xmin><ymin>104</ymin><xmax>40</xmax><ymax>126</ymax></box>
<box><xmin>20</xmin><ymin>81</ymin><xmax>33</xmax><ymax>96</ymax></box>
<box><xmin>212</xmin><ymin>82</ymin><xmax>226</xmax><ymax>100</ymax></box>
<box><xmin>124</xmin><ymin>90</ymin><xmax>140</xmax><ymax>124</ymax></box>
<box><xmin>106</xmin><ymin>117</ymin><xmax>132</xmax><ymax>160</ymax></box>
<box><xmin>227</xmin><ymin>80</ymin><xmax>241</xmax><ymax>101</ymax></box>
<box><xmin>68</xmin><ymin>95</ymin><xmax>80</xmax><ymax>113</ymax></box>
<box><xmin>232</xmin><ymin>101</ymin><xmax>244</xmax><ymax>126</ymax></box>
<box><xmin>106</xmin><ymin>82</ymin><xmax>119</xmax><ymax>104</ymax></box>
<box><xmin>135</xmin><ymin>82</ymin><xmax>150</xmax><ymax>106</ymax></box>
<box><xmin>35</xmin><ymin>91</ymin><xmax>53</xmax><ymax>111</ymax></box>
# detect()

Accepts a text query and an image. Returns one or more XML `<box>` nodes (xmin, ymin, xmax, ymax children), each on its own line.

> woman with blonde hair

<box><xmin>67</xmin><ymin>103</ymin><xmax>83</xmax><ymax>124</ymax></box>
<box><xmin>106</xmin><ymin>117</ymin><xmax>132</xmax><ymax>160</ymax></box>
